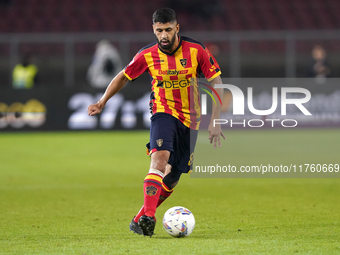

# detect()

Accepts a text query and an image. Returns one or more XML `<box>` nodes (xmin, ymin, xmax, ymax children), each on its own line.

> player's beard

<box><xmin>158</xmin><ymin>35</ymin><xmax>177</xmax><ymax>51</ymax></box>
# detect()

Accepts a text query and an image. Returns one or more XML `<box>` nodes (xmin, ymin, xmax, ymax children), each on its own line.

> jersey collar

<box><xmin>158</xmin><ymin>35</ymin><xmax>182</xmax><ymax>56</ymax></box>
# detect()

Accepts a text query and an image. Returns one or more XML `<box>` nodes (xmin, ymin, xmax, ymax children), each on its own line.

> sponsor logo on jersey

<box><xmin>158</xmin><ymin>69</ymin><xmax>189</xmax><ymax>76</ymax></box>
<box><xmin>156</xmin><ymin>80</ymin><xmax>191</xmax><ymax>89</ymax></box>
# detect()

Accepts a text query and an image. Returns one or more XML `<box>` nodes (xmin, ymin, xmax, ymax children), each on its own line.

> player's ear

<box><xmin>152</xmin><ymin>24</ymin><xmax>156</xmax><ymax>34</ymax></box>
<box><xmin>176</xmin><ymin>23</ymin><xmax>180</xmax><ymax>33</ymax></box>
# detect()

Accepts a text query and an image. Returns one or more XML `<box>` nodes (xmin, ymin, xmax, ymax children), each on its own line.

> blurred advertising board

<box><xmin>0</xmin><ymin>85</ymin><xmax>151</xmax><ymax>131</ymax></box>
<box><xmin>0</xmin><ymin>78</ymin><xmax>339</xmax><ymax>131</ymax></box>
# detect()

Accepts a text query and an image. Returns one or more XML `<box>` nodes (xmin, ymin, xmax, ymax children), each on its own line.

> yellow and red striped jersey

<box><xmin>123</xmin><ymin>36</ymin><xmax>221</xmax><ymax>130</ymax></box>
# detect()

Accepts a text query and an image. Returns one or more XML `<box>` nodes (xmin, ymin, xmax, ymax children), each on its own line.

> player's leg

<box><xmin>132</xmin><ymin>114</ymin><xmax>197</xmax><ymax>237</ymax></box>
<box><xmin>138</xmin><ymin>150</ymin><xmax>169</xmax><ymax>236</ymax></box>
<box><xmin>132</xmin><ymin>163</ymin><xmax>172</xmax><ymax>227</ymax></box>
<box><xmin>131</xmin><ymin>159</ymin><xmax>170</xmax><ymax>235</ymax></box>
<box><xmin>143</xmin><ymin>150</ymin><xmax>169</xmax><ymax>217</ymax></box>
<box><xmin>157</xmin><ymin>120</ymin><xmax>199</xmax><ymax>207</ymax></box>
<box><xmin>137</xmin><ymin>113</ymin><xmax>176</xmax><ymax>236</ymax></box>
<box><xmin>157</xmin><ymin>168</ymin><xmax>181</xmax><ymax>208</ymax></box>
<box><xmin>132</xmin><ymin>166</ymin><xmax>179</xmax><ymax>235</ymax></box>
<box><xmin>139</xmin><ymin>116</ymin><xmax>198</xmax><ymax>219</ymax></box>
<box><xmin>150</xmin><ymin>119</ymin><xmax>198</xmax><ymax>212</ymax></box>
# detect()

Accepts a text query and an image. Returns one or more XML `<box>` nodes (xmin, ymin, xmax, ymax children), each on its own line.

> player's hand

<box><xmin>88</xmin><ymin>102</ymin><xmax>104</xmax><ymax>116</ymax></box>
<box><xmin>208</xmin><ymin>123</ymin><xmax>226</xmax><ymax>149</ymax></box>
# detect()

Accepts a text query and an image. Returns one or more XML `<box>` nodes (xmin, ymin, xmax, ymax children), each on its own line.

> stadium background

<box><xmin>1</xmin><ymin>1</ymin><xmax>340</xmax><ymax>254</ymax></box>
<box><xmin>0</xmin><ymin>0</ymin><xmax>339</xmax><ymax>131</ymax></box>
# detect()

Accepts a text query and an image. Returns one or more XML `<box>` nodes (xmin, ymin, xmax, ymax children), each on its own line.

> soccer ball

<box><xmin>162</xmin><ymin>206</ymin><xmax>195</xmax><ymax>237</ymax></box>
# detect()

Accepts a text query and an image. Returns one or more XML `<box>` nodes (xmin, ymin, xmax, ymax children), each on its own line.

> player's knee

<box><xmin>165</xmin><ymin>164</ymin><xmax>172</xmax><ymax>176</ymax></box>
<box><xmin>150</xmin><ymin>151</ymin><xmax>170</xmax><ymax>173</ymax></box>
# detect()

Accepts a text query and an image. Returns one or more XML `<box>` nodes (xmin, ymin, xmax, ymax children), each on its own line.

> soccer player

<box><xmin>88</xmin><ymin>8</ymin><xmax>225</xmax><ymax>237</ymax></box>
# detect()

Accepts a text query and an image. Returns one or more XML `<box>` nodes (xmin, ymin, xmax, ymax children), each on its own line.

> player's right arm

<box><xmin>87</xmin><ymin>70</ymin><xmax>128</xmax><ymax>116</ymax></box>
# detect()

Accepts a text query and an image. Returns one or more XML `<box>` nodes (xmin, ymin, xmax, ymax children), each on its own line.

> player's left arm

<box><xmin>198</xmin><ymin>45</ymin><xmax>225</xmax><ymax>148</ymax></box>
<box><xmin>208</xmin><ymin>75</ymin><xmax>225</xmax><ymax>148</ymax></box>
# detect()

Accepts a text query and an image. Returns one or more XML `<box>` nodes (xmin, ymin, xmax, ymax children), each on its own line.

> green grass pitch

<box><xmin>0</xmin><ymin>129</ymin><xmax>340</xmax><ymax>254</ymax></box>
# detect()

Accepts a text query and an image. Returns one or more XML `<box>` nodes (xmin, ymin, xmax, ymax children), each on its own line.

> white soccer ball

<box><xmin>162</xmin><ymin>206</ymin><xmax>195</xmax><ymax>237</ymax></box>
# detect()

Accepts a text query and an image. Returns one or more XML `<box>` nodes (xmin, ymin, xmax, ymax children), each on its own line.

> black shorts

<box><xmin>147</xmin><ymin>113</ymin><xmax>198</xmax><ymax>174</ymax></box>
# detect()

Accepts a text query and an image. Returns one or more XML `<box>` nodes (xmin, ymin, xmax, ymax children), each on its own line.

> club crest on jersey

<box><xmin>146</xmin><ymin>185</ymin><xmax>158</xmax><ymax>196</ymax></box>
<box><xmin>180</xmin><ymin>58</ymin><xmax>187</xmax><ymax>68</ymax></box>
<box><xmin>156</xmin><ymin>139</ymin><xmax>163</xmax><ymax>147</ymax></box>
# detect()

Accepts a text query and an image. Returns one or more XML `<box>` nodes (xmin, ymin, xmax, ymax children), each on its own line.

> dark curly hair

<box><xmin>152</xmin><ymin>8</ymin><xmax>177</xmax><ymax>24</ymax></box>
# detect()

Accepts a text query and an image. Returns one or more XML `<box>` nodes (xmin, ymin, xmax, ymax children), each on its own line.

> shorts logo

<box><xmin>156</xmin><ymin>139</ymin><xmax>163</xmax><ymax>147</ymax></box>
<box><xmin>146</xmin><ymin>185</ymin><xmax>158</xmax><ymax>196</ymax></box>
<box><xmin>180</xmin><ymin>58</ymin><xmax>187</xmax><ymax>68</ymax></box>
<box><xmin>188</xmin><ymin>152</ymin><xmax>194</xmax><ymax>166</ymax></box>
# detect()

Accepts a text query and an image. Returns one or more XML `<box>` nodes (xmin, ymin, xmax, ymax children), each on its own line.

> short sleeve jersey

<box><xmin>123</xmin><ymin>36</ymin><xmax>221</xmax><ymax>130</ymax></box>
